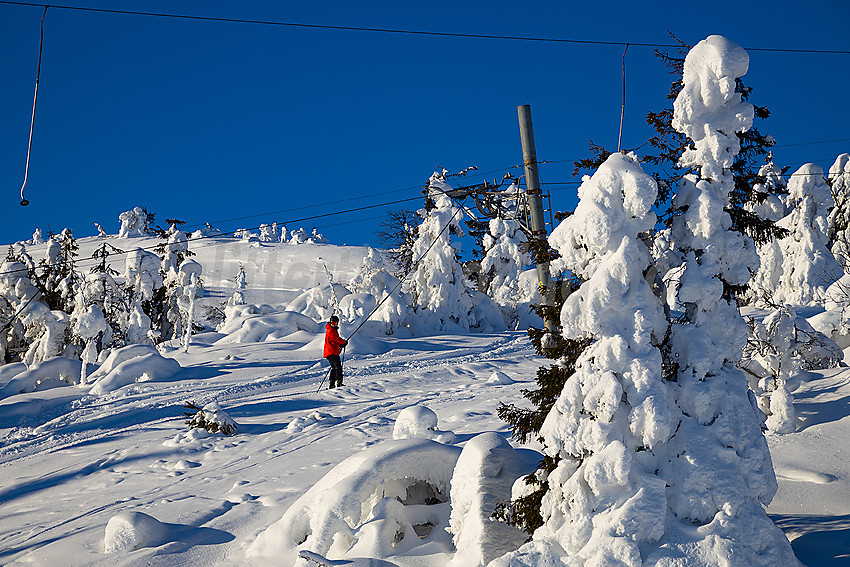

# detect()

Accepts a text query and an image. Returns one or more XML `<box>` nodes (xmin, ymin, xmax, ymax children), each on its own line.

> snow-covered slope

<box><xmin>0</xmin><ymin>235</ymin><xmax>848</xmax><ymax>566</ymax></box>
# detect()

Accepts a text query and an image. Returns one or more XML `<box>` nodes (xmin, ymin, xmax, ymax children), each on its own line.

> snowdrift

<box><xmin>88</xmin><ymin>345</ymin><xmax>181</xmax><ymax>395</ymax></box>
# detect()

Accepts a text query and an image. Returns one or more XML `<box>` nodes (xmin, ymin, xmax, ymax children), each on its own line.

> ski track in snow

<box><xmin>3</xmin><ymin>236</ymin><xmax>849</xmax><ymax>566</ymax></box>
<box><xmin>0</xmin><ymin>327</ymin><xmax>537</xmax><ymax>563</ymax></box>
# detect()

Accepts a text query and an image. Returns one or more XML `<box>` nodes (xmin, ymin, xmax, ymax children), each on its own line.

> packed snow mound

<box><xmin>88</xmin><ymin>345</ymin><xmax>181</xmax><ymax>395</ymax></box>
<box><xmin>487</xmin><ymin>371</ymin><xmax>515</xmax><ymax>385</ymax></box>
<box><xmin>0</xmin><ymin>362</ymin><xmax>27</xmax><ymax>390</ymax></box>
<box><xmin>0</xmin><ymin>357</ymin><xmax>82</xmax><ymax>399</ymax></box>
<box><xmin>216</xmin><ymin>307</ymin><xmax>321</xmax><ymax>344</ymax></box>
<box><xmin>104</xmin><ymin>510</ymin><xmax>168</xmax><ymax>553</ymax></box>
<box><xmin>448</xmin><ymin>432</ymin><xmax>534</xmax><ymax>566</ymax></box>
<box><xmin>392</xmin><ymin>405</ymin><xmax>457</xmax><ymax>444</ymax></box>
<box><xmin>247</xmin><ymin>438</ymin><xmax>461</xmax><ymax>565</ymax></box>
<box><xmin>288</xmin><ymin>283</ymin><xmax>352</xmax><ymax>322</ymax></box>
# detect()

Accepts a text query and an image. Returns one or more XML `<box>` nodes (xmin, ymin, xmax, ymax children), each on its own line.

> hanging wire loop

<box><xmin>20</xmin><ymin>5</ymin><xmax>48</xmax><ymax>207</ymax></box>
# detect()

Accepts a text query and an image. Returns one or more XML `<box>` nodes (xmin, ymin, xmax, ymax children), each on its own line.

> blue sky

<box><xmin>1</xmin><ymin>0</ymin><xmax>849</xmax><ymax>253</ymax></box>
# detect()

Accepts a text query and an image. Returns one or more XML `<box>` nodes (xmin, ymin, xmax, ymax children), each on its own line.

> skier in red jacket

<box><xmin>323</xmin><ymin>315</ymin><xmax>348</xmax><ymax>388</ymax></box>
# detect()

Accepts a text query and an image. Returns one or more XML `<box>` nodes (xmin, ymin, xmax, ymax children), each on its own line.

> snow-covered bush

<box><xmin>215</xmin><ymin>308</ymin><xmax>320</xmax><ymax>344</ymax></box>
<box><xmin>30</xmin><ymin>227</ymin><xmax>43</xmax><ymax>245</ymax></box>
<box><xmin>741</xmin><ymin>306</ymin><xmax>842</xmax><ymax>433</ymax></box>
<box><xmin>745</xmin><ymin>154</ymin><xmax>788</xmax><ymax>223</ymax></box>
<box><xmin>21</xmin><ymin>301</ymin><xmax>67</xmax><ymax>366</ymax></box>
<box><xmin>123</xmin><ymin>248</ymin><xmax>162</xmax><ymax>345</ymax></box>
<box><xmin>184</xmin><ymin>400</ymin><xmax>238</xmax><ymax>435</ymax></box>
<box><xmin>189</xmin><ymin>222</ymin><xmax>222</xmax><ymax>239</ymax></box>
<box><xmin>816</xmin><ymin>272</ymin><xmax>850</xmax><ymax>348</ymax></box>
<box><xmin>229</xmin><ymin>264</ymin><xmax>248</xmax><ymax>306</ymax></box>
<box><xmin>290</xmin><ymin>228</ymin><xmax>310</xmax><ymax>244</ymax></box>
<box><xmin>287</xmin><ymin>283</ymin><xmax>352</xmax><ymax>323</ymax></box>
<box><xmin>74</xmin><ymin>303</ymin><xmax>109</xmax><ymax>384</ymax></box>
<box><xmin>0</xmin><ymin>356</ymin><xmax>82</xmax><ymax>399</ymax></box>
<box><xmin>741</xmin><ymin>307</ymin><xmax>801</xmax><ymax>433</ymax></box>
<box><xmin>247</xmin><ymin>439</ymin><xmax>461</xmax><ymax>565</ymax></box>
<box><xmin>346</xmin><ymin>249</ymin><xmax>413</xmax><ymax>336</ymax></box>
<box><xmin>392</xmin><ymin>405</ymin><xmax>456</xmax><ymax>444</ymax></box>
<box><xmin>160</xmin><ymin>225</ymin><xmax>191</xmax><ymax>279</ymax></box>
<box><xmin>87</xmin><ymin>344</ymin><xmax>181</xmax><ymax>395</ymax></box>
<box><xmin>118</xmin><ymin>207</ymin><xmax>154</xmax><ymax>238</ymax></box>
<box><xmin>0</xmin><ymin>260</ymin><xmax>47</xmax><ymax>363</ymax></box>
<box><xmin>259</xmin><ymin>223</ymin><xmax>278</xmax><ymax>242</ymax></box>
<box><xmin>310</xmin><ymin>228</ymin><xmax>328</xmax><ymax>244</ymax></box>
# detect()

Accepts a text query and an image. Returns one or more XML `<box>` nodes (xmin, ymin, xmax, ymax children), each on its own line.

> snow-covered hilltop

<box><xmin>2</xmin><ymin>34</ymin><xmax>850</xmax><ymax>567</ymax></box>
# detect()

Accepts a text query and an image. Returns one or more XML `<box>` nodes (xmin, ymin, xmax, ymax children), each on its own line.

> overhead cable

<box><xmin>1</xmin><ymin>0</ymin><xmax>848</xmax><ymax>55</ymax></box>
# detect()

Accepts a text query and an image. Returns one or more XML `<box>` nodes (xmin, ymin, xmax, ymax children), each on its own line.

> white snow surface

<box><xmin>0</xmin><ymin>233</ymin><xmax>848</xmax><ymax>566</ymax></box>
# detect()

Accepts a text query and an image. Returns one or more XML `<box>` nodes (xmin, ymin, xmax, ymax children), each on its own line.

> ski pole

<box><xmin>317</xmin><ymin>367</ymin><xmax>332</xmax><ymax>392</ymax></box>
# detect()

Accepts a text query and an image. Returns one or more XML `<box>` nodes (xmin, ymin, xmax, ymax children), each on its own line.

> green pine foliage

<box><xmin>495</xmin><ymin>238</ymin><xmax>588</xmax><ymax>535</ymax></box>
<box><xmin>574</xmin><ymin>33</ymin><xmax>786</xmax><ymax>250</ymax></box>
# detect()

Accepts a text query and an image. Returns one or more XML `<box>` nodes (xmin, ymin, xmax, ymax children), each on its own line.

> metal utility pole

<box><xmin>517</xmin><ymin>104</ymin><xmax>555</xmax><ymax>333</ymax></box>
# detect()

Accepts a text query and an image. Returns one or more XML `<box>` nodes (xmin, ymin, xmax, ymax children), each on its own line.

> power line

<box><xmin>773</xmin><ymin>138</ymin><xmax>850</xmax><ymax>148</ymax></box>
<box><xmin>1</xmin><ymin>0</ymin><xmax>849</xmax><ymax>55</ymax></box>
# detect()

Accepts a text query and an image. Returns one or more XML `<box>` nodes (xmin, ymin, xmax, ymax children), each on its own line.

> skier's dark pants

<box><xmin>325</xmin><ymin>354</ymin><xmax>343</xmax><ymax>388</ymax></box>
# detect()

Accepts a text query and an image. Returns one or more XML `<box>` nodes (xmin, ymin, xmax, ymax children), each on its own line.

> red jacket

<box><xmin>324</xmin><ymin>323</ymin><xmax>346</xmax><ymax>357</ymax></box>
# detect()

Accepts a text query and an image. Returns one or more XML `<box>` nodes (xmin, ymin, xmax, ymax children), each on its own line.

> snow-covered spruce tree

<box><xmin>229</xmin><ymin>264</ymin><xmax>248</xmax><ymax>306</ymax></box>
<box><xmin>178</xmin><ymin>272</ymin><xmax>200</xmax><ymax>352</ymax></box>
<box><xmin>73</xmin><ymin>300</ymin><xmax>109</xmax><ymax>385</ymax></box>
<box><xmin>118</xmin><ymin>206</ymin><xmax>155</xmax><ymax>238</ymax></box>
<box><xmin>36</xmin><ymin>229</ymin><xmax>79</xmax><ymax>314</ymax></box>
<box><xmin>770</xmin><ymin>163</ymin><xmax>842</xmax><ymax>305</ymax></box>
<box><xmin>480</xmin><ymin>217</ymin><xmax>533</xmax><ymax>329</ymax></box>
<box><xmin>578</xmin><ymin>34</ymin><xmax>784</xmax><ymax>253</ymax></box>
<box><xmin>152</xmin><ymin>223</ymin><xmax>199</xmax><ymax>343</ymax></box>
<box><xmin>827</xmin><ymin>153</ymin><xmax>850</xmax><ymax>267</ymax></box>
<box><xmin>259</xmin><ymin>223</ymin><xmax>277</xmax><ymax>242</ymax></box>
<box><xmin>0</xmin><ymin>261</ymin><xmax>54</xmax><ymax>364</ymax></box>
<box><xmin>495</xmin><ymin>152</ymin><xmax>673</xmax><ymax>565</ymax></box>
<box><xmin>497</xmin><ymin>35</ymin><xmax>799</xmax><ymax>567</ymax></box>
<box><xmin>156</xmin><ymin>222</ymin><xmax>194</xmax><ymax>279</ymax></box>
<box><xmin>659</xmin><ymin>35</ymin><xmax>797</xmax><ymax>564</ymax></box>
<box><xmin>407</xmin><ymin>172</ymin><xmax>475</xmax><ymax>333</ymax></box>
<box><xmin>123</xmin><ymin>248</ymin><xmax>163</xmax><ymax>345</ymax></box>
<box><xmin>745</xmin><ymin>154</ymin><xmax>790</xmax><ymax>305</ymax></box>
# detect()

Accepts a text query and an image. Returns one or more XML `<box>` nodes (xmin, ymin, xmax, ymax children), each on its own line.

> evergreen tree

<box><xmin>769</xmin><ymin>163</ymin><xmax>843</xmax><ymax>305</ymax></box>
<box><xmin>827</xmin><ymin>153</ymin><xmax>850</xmax><ymax>267</ymax></box>
<box><xmin>496</xmin><ymin>35</ymin><xmax>800</xmax><ymax>567</ymax></box>
<box><xmin>376</xmin><ymin>209</ymin><xmax>419</xmax><ymax>278</ymax></box>
<box><xmin>574</xmin><ymin>33</ymin><xmax>785</xmax><ymax>250</ymax></box>
<box><xmin>407</xmin><ymin>172</ymin><xmax>473</xmax><ymax>333</ymax></box>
